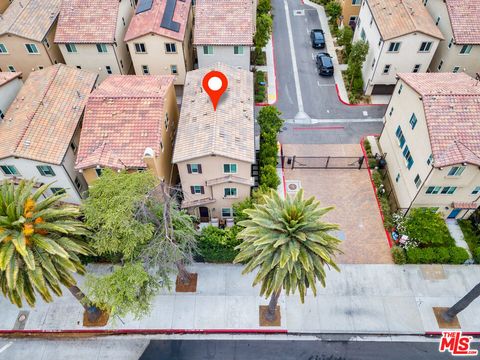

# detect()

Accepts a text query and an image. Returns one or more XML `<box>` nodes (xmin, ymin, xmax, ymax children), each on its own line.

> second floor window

<box><xmin>352</xmin><ymin>0</ymin><xmax>361</xmax><ymax>4</ymax></box>
<box><xmin>409</xmin><ymin>113</ymin><xmax>417</xmax><ymax>129</ymax></box>
<box><xmin>0</xmin><ymin>43</ymin><xmax>7</xmax><ymax>53</ymax></box>
<box><xmin>224</xmin><ymin>188</ymin><xmax>237</xmax><ymax>197</ymax></box>
<box><xmin>441</xmin><ymin>186</ymin><xmax>457</xmax><ymax>195</ymax></box>
<box><xmin>25</xmin><ymin>43</ymin><xmax>39</xmax><ymax>54</ymax></box>
<box><xmin>387</xmin><ymin>42</ymin><xmax>401</xmax><ymax>52</ymax></box>
<box><xmin>170</xmin><ymin>64</ymin><xmax>178</xmax><ymax>74</ymax></box>
<box><xmin>165</xmin><ymin>43</ymin><xmax>176</xmax><ymax>53</ymax></box>
<box><xmin>37</xmin><ymin>165</ymin><xmax>55</xmax><ymax>177</ymax></box>
<box><xmin>134</xmin><ymin>43</ymin><xmax>146</xmax><ymax>53</ymax></box>
<box><xmin>403</xmin><ymin>145</ymin><xmax>414</xmax><ymax>170</ymax></box>
<box><xmin>234</xmin><ymin>46</ymin><xmax>243</xmax><ymax>55</ymax></box>
<box><xmin>414</xmin><ymin>174</ymin><xmax>422</xmax><ymax>188</ymax></box>
<box><xmin>426</xmin><ymin>186</ymin><xmax>441</xmax><ymax>194</ymax></box>
<box><xmin>65</xmin><ymin>43</ymin><xmax>77</xmax><ymax>53</ymax></box>
<box><xmin>224</xmin><ymin>164</ymin><xmax>237</xmax><ymax>173</ymax></box>
<box><xmin>448</xmin><ymin>166</ymin><xmax>465</xmax><ymax>176</ymax></box>
<box><xmin>106</xmin><ymin>66</ymin><xmax>112</xmax><ymax>74</ymax></box>
<box><xmin>96</xmin><ymin>43</ymin><xmax>108</xmax><ymax>53</ymax></box>
<box><xmin>413</xmin><ymin>64</ymin><xmax>421</xmax><ymax>73</ymax></box>
<box><xmin>142</xmin><ymin>65</ymin><xmax>150</xmax><ymax>75</ymax></box>
<box><xmin>472</xmin><ymin>186</ymin><xmax>480</xmax><ymax>195</ymax></box>
<box><xmin>460</xmin><ymin>45</ymin><xmax>472</xmax><ymax>54</ymax></box>
<box><xmin>203</xmin><ymin>45</ymin><xmax>213</xmax><ymax>55</ymax></box>
<box><xmin>395</xmin><ymin>125</ymin><xmax>405</xmax><ymax>148</ymax></box>
<box><xmin>419</xmin><ymin>41</ymin><xmax>432</xmax><ymax>52</ymax></box>
<box><xmin>187</xmin><ymin>164</ymin><xmax>202</xmax><ymax>174</ymax></box>
<box><xmin>191</xmin><ymin>185</ymin><xmax>205</xmax><ymax>194</ymax></box>
<box><xmin>0</xmin><ymin>165</ymin><xmax>19</xmax><ymax>176</ymax></box>
<box><xmin>382</xmin><ymin>64</ymin><xmax>391</xmax><ymax>74</ymax></box>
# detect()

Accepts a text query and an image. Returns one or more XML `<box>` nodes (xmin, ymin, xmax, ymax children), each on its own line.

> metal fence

<box><xmin>282</xmin><ymin>155</ymin><xmax>368</xmax><ymax>170</ymax></box>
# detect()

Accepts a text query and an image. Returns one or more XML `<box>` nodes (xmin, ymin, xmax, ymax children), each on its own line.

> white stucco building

<box><xmin>424</xmin><ymin>0</ymin><xmax>480</xmax><ymax>78</ymax></box>
<box><xmin>379</xmin><ymin>72</ymin><xmax>480</xmax><ymax>219</ymax></box>
<box><xmin>0</xmin><ymin>65</ymin><xmax>98</xmax><ymax>204</ymax></box>
<box><xmin>0</xmin><ymin>71</ymin><xmax>22</xmax><ymax>119</ymax></box>
<box><xmin>194</xmin><ymin>0</ymin><xmax>254</xmax><ymax>70</ymax></box>
<box><xmin>353</xmin><ymin>0</ymin><xmax>443</xmax><ymax>95</ymax></box>
<box><xmin>54</xmin><ymin>0</ymin><xmax>135</xmax><ymax>82</ymax></box>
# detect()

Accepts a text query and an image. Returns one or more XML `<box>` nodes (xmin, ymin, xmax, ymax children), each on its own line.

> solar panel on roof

<box><xmin>160</xmin><ymin>0</ymin><xmax>181</xmax><ymax>32</ymax></box>
<box><xmin>136</xmin><ymin>0</ymin><xmax>153</xmax><ymax>14</ymax></box>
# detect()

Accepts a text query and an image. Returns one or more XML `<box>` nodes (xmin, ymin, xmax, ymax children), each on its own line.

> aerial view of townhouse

<box><xmin>0</xmin><ymin>0</ymin><xmax>480</xmax><ymax>358</ymax></box>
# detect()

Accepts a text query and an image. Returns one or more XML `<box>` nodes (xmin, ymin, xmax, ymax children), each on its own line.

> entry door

<box><xmin>199</xmin><ymin>207</ymin><xmax>209</xmax><ymax>222</ymax></box>
<box><xmin>448</xmin><ymin>208</ymin><xmax>462</xmax><ymax>219</ymax></box>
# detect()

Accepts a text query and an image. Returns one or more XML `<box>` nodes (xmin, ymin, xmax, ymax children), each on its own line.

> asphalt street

<box><xmin>139</xmin><ymin>339</ymin><xmax>461</xmax><ymax>360</ymax></box>
<box><xmin>271</xmin><ymin>0</ymin><xmax>386</xmax><ymax>130</ymax></box>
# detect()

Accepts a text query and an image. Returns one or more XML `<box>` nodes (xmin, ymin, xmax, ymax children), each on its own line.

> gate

<box><xmin>283</xmin><ymin>155</ymin><xmax>368</xmax><ymax>170</ymax></box>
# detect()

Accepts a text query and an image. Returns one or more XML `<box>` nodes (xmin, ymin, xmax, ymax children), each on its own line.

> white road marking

<box><xmin>304</xmin><ymin>18</ymin><xmax>308</xmax><ymax>22</ymax></box>
<box><xmin>317</xmin><ymin>83</ymin><xmax>335</xmax><ymax>87</ymax></box>
<box><xmin>311</xmin><ymin>53</ymin><xmax>315</xmax><ymax>60</ymax></box>
<box><xmin>363</xmin><ymin>111</ymin><xmax>369</xmax><ymax>116</ymax></box>
<box><xmin>285</xmin><ymin>118</ymin><xmax>384</xmax><ymax>124</ymax></box>
<box><xmin>0</xmin><ymin>342</ymin><xmax>12</xmax><ymax>354</ymax></box>
<box><xmin>284</xmin><ymin>0</ymin><xmax>304</xmax><ymax>113</ymax></box>
<box><xmin>306</xmin><ymin>28</ymin><xmax>309</xmax><ymax>34</ymax></box>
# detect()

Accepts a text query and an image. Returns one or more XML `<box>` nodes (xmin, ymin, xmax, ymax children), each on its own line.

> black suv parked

<box><xmin>310</xmin><ymin>29</ymin><xmax>325</xmax><ymax>49</ymax></box>
<box><xmin>316</xmin><ymin>53</ymin><xmax>334</xmax><ymax>76</ymax></box>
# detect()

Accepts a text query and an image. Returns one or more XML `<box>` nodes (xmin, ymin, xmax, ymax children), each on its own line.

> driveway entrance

<box><xmin>282</xmin><ymin>143</ymin><xmax>392</xmax><ymax>264</ymax></box>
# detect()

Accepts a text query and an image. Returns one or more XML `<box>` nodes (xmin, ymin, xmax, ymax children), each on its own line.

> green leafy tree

<box><xmin>260</xmin><ymin>164</ymin><xmax>280</xmax><ymax>189</ymax></box>
<box><xmin>325</xmin><ymin>1</ymin><xmax>342</xmax><ymax>27</ymax></box>
<box><xmin>257</xmin><ymin>0</ymin><xmax>271</xmax><ymax>15</ymax></box>
<box><xmin>258</xmin><ymin>106</ymin><xmax>283</xmax><ymax>133</ymax></box>
<box><xmin>346</xmin><ymin>40</ymin><xmax>369</xmax><ymax>99</ymax></box>
<box><xmin>403</xmin><ymin>208</ymin><xmax>455</xmax><ymax>247</ymax></box>
<box><xmin>255</xmin><ymin>13</ymin><xmax>273</xmax><ymax>52</ymax></box>
<box><xmin>234</xmin><ymin>189</ymin><xmax>342</xmax><ymax>322</ymax></box>
<box><xmin>85</xmin><ymin>262</ymin><xmax>160</xmax><ymax>320</ymax></box>
<box><xmin>337</xmin><ymin>26</ymin><xmax>353</xmax><ymax>58</ymax></box>
<box><xmin>0</xmin><ymin>180</ymin><xmax>93</xmax><ymax>308</ymax></box>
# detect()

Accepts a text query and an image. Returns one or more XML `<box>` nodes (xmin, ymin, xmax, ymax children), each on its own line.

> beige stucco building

<box><xmin>0</xmin><ymin>65</ymin><xmax>97</xmax><ymax>204</ymax></box>
<box><xmin>76</xmin><ymin>75</ymin><xmax>179</xmax><ymax>186</ymax></box>
<box><xmin>0</xmin><ymin>0</ymin><xmax>12</xmax><ymax>13</ymax></box>
<box><xmin>424</xmin><ymin>0</ymin><xmax>480</xmax><ymax>77</ymax></box>
<box><xmin>353</xmin><ymin>0</ymin><xmax>443</xmax><ymax>95</ymax></box>
<box><xmin>379</xmin><ymin>73</ymin><xmax>480</xmax><ymax>219</ymax></box>
<box><xmin>0</xmin><ymin>0</ymin><xmax>64</xmax><ymax>78</ymax></box>
<box><xmin>55</xmin><ymin>0</ymin><xmax>135</xmax><ymax>82</ymax></box>
<box><xmin>340</xmin><ymin>0</ymin><xmax>362</xmax><ymax>28</ymax></box>
<box><xmin>194</xmin><ymin>0</ymin><xmax>254</xmax><ymax>70</ymax></box>
<box><xmin>173</xmin><ymin>63</ymin><xmax>255</xmax><ymax>222</ymax></box>
<box><xmin>125</xmin><ymin>0</ymin><xmax>193</xmax><ymax>93</ymax></box>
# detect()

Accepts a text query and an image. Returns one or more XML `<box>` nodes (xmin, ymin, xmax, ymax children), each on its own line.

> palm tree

<box><xmin>0</xmin><ymin>180</ymin><xmax>94</xmax><ymax>313</ymax></box>
<box><xmin>234</xmin><ymin>189</ymin><xmax>342</xmax><ymax>322</ymax></box>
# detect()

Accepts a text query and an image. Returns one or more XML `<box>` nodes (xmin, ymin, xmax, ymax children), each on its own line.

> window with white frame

<box><xmin>223</xmin><ymin>164</ymin><xmax>237</xmax><ymax>173</ymax></box>
<box><xmin>352</xmin><ymin>0</ymin><xmax>361</xmax><ymax>4</ymax></box>
<box><xmin>414</xmin><ymin>174</ymin><xmax>422</xmax><ymax>188</ymax></box>
<box><xmin>134</xmin><ymin>43</ymin><xmax>146</xmax><ymax>53</ymax></box>
<box><xmin>453</xmin><ymin>66</ymin><xmax>460</xmax><ymax>73</ymax></box>
<box><xmin>191</xmin><ymin>185</ymin><xmax>204</xmax><ymax>194</ymax></box>
<box><xmin>7</xmin><ymin>65</ymin><xmax>15</xmax><ymax>72</ymax></box>
<box><xmin>164</xmin><ymin>113</ymin><xmax>169</xmax><ymax>130</ymax></box>
<box><xmin>409</xmin><ymin>113</ymin><xmax>417</xmax><ymax>129</ymax></box>
<box><xmin>0</xmin><ymin>165</ymin><xmax>19</xmax><ymax>176</ymax></box>
<box><xmin>0</xmin><ymin>109</ymin><xmax>4</xmax><ymax>119</ymax></box>
<box><xmin>187</xmin><ymin>164</ymin><xmax>202</xmax><ymax>174</ymax></box>
<box><xmin>234</xmin><ymin>46</ymin><xmax>243</xmax><ymax>55</ymax></box>
<box><xmin>435</xmin><ymin>17</ymin><xmax>440</xmax><ymax>26</ymax></box>
<box><xmin>224</xmin><ymin>188</ymin><xmax>237</xmax><ymax>198</ymax></box>
<box><xmin>403</xmin><ymin>145</ymin><xmax>414</xmax><ymax>169</ymax></box>
<box><xmin>438</xmin><ymin>60</ymin><xmax>443</xmax><ymax>70</ymax></box>
<box><xmin>65</xmin><ymin>43</ymin><xmax>77</xmax><ymax>53</ymax></box>
<box><xmin>472</xmin><ymin>186</ymin><xmax>480</xmax><ymax>195</ymax></box>
<box><xmin>0</xmin><ymin>43</ymin><xmax>7</xmax><ymax>53</ymax></box>
<box><xmin>398</xmin><ymin>84</ymin><xmax>403</xmax><ymax>94</ymax></box>
<box><xmin>170</xmin><ymin>64</ymin><xmax>178</xmax><ymax>74</ymax></box>
<box><xmin>203</xmin><ymin>45</ymin><xmax>213</xmax><ymax>55</ymax></box>
<box><xmin>448</xmin><ymin>166</ymin><xmax>465</xmax><ymax>176</ymax></box>
<box><xmin>221</xmin><ymin>208</ymin><xmax>232</xmax><ymax>217</ymax></box>
<box><xmin>50</xmin><ymin>187</ymin><xmax>66</xmax><ymax>195</ymax></box>
<box><xmin>106</xmin><ymin>66</ymin><xmax>112</xmax><ymax>74</ymax></box>
<box><xmin>387</xmin><ymin>42</ymin><xmax>401</xmax><ymax>52</ymax></box>
<box><xmin>36</xmin><ymin>165</ymin><xmax>55</xmax><ymax>177</ymax></box>
<box><xmin>142</xmin><ymin>65</ymin><xmax>150</xmax><ymax>75</ymax></box>
<box><xmin>413</xmin><ymin>64</ymin><xmax>421</xmax><ymax>73</ymax></box>
<box><xmin>419</xmin><ymin>41</ymin><xmax>432</xmax><ymax>52</ymax></box>
<box><xmin>427</xmin><ymin>154</ymin><xmax>433</xmax><ymax>165</ymax></box>
<box><xmin>395</xmin><ymin>125</ymin><xmax>406</xmax><ymax>148</ymax></box>
<box><xmin>382</xmin><ymin>64</ymin><xmax>391</xmax><ymax>74</ymax></box>
<box><xmin>460</xmin><ymin>45</ymin><xmax>472</xmax><ymax>54</ymax></box>
<box><xmin>441</xmin><ymin>186</ymin><xmax>457</xmax><ymax>194</ymax></box>
<box><xmin>25</xmin><ymin>43</ymin><xmax>39</xmax><ymax>54</ymax></box>
<box><xmin>448</xmin><ymin>38</ymin><xmax>453</xmax><ymax>48</ymax></box>
<box><xmin>426</xmin><ymin>186</ymin><xmax>441</xmax><ymax>194</ymax></box>
<box><xmin>96</xmin><ymin>43</ymin><xmax>108</xmax><ymax>53</ymax></box>
<box><xmin>165</xmin><ymin>43</ymin><xmax>176</xmax><ymax>53</ymax></box>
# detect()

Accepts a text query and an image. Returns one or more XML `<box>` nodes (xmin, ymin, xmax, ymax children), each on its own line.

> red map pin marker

<box><xmin>202</xmin><ymin>70</ymin><xmax>228</xmax><ymax>111</ymax></box>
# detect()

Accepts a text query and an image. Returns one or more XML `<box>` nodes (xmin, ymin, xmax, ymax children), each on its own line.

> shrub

<box><xmin>406</xmin><ymin>247</ymin><xmax>469</xmax><ymax>264</ymax></box>
<box><xmin>337</xmin><ymin>26</ymin><xmax>353</xmax><ymax>57</ymax></box>
<box><xmin>391</xmin><ymin>246</ymin><xmax>406</xmax><ymax>265</ymax></box>
<box><xmin>257</xmin><ymin>0</ymin><xmax>271</xmax><ymax>14</ymax></box>
<box><xmin>197</xmin><ymin>226</ymin><xmax>241</xmax><ymax>263</ymax></box>
<box><xmin>372</xmin><ymin>171</ymin><xmax>382</xmax><ymax>188</ymax></box>
<box><xmin>260</xmin><ymin>164</ymin><xmax>280</xmax><ymax>189</ymax></box>
<box><xmin>458</xmin><ymin>219</ymin><xmax>480</xmax><ymax>253</ymax></box>
<box><xmin>403</xmin><ymin>208</ymin><xmax>455</xmax><ymax>247</ymax></box>
<box><xmin>363</xmin><ymin>138</ymin><xmax>371</xmax><ymax>153</ymax></box>
<box><xmin>473</xmin><ymin>247</ymin><xmax>480</xmax><ymax>264</ymax></box>
<box><xmin>449</xmin><ymin>247</ymin><xmax>469</xmax><ymax>264</ymax></box>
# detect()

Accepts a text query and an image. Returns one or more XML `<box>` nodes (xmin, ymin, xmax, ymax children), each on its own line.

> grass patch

<box><xmin>255</xmin><ymin>70</ymin><xmax>268</xmax><ymax>103</ymax></box>
<box><xmin>341</xmin><ymin>71</ymin><xmax>372</xmax><ymax>104</ymax></box>
<box><xmin>458</xmin><ymin>219</ymin><xmax>479</xmax><ymax>254</ymax></box>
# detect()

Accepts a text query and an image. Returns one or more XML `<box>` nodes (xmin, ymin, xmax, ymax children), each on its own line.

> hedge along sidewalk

<box><xmin>2</xmin><ymin>263</ymin><xmax>480</xmax><ymax>335</ymax></box>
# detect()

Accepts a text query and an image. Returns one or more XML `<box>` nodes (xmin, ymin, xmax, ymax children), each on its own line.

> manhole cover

<box><xmin>288</xmin><ymin>183</ymin><xmax>298</xmax><ymax>190</ymax></box>
<box><xmin>286</xmin><ymin>180</ymin><xmax>302</xmax><ymax>194</ymax></box>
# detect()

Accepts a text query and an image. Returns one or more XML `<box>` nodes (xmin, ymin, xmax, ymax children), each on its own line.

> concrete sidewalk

<box><xmin>1</xmin><ymin>263</ymin><xmax>480</xmax><ymax>335</ymax></box>
<box><xmin>254</xmin><ymin>37</ymin><xmax>277</xmax><ymax>105</ymax></box>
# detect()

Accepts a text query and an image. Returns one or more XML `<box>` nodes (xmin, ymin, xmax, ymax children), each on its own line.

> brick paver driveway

<box><xmin>282</xmin><ymin>144</ymin><xmax>392</xmax><ymax>264</ymax></box>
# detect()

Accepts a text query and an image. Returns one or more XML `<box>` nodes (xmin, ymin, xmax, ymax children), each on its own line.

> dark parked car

<box><xmin>316</xmin><ymin>53</ymin><xmax>334</xmax><ymax>76</ymax></box>
<box><xmin>310</xmin><ymin>29</ymin><xmax>325</xmax><ymax>49</ymax></box>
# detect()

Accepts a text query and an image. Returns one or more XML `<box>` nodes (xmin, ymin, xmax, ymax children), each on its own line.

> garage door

<box><xmin>371</xmin><ymin>84</ymin><xmax>396</xmax><ymax>95</ymax></box>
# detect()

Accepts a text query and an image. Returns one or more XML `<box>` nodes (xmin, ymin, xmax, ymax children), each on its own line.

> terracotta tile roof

<box><xmin>453</xmin><ymin>202</ymin><xmax>478</xmax><ymax>209</ymax></box>
<box><xmin>193</xmin><ymin>0</ymin><xmax>254</xmax><ymax>45</ymax></box>
<box><xmin>0</xmin><ymin>65</ymin><xmax>97</xmax><ymax>164</ymax></box>
<box><xmin>445</xmin><ymin>0</ymin><xmax>480</xmax><ymax>45</ymax></box>
<box><xmin>55</xmin><ymin>0</ymin><xmax>120</xmax><ymax>44</ymax></box>
<box><xmin>367</xmin><ymin>0</ymin><xmax>443</xmax><ymax>40</ymax></box>
<box><xmin>0</xmin><ymin>72</ymin><xmax>21</xmax><ymax>87</ymax></box>
<box><xmin>172</xmin><ymin>63</ymin><xmax>254</xmax><ymax>164</ymax></box>
<box><xmin>0</xmin><ymin>0</ymin><xmax>60</xmax><ymax>42</ymax></box>
<box><xmin>124</xmin><ymin>0</ymin><xmax>191</xmax><ymax>42</ymax></box>
<box><xmin>398</xmin><ymin>73</ymin><xmax>480</xmax><ymax>168</ymax></box>
<box><xmin>76</xmin><ymin>75</ymin><xmax>175</xmax><ymax>170</ymax></box>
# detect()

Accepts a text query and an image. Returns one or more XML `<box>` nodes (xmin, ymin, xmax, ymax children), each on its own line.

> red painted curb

<box><xmin>360</xmin><ymin>136</ymin><xmax>393</xmax><ymax>249</ymax></box>
<box><xmin>335</xmin><ymin>84</ymin><xmax>385</xmax><ymax>107</ymax></box>
<box><xmin>0</xmin><ymin>329</ymin><xmax>288</xmax><ymax>336</ymax></box>
<box><xmin>255</xmin><ymin>33</ymin><xmax>278</xmax><ymax>107</ymax></box>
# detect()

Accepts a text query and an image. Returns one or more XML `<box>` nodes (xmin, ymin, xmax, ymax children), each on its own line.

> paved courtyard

<box><xmin>282</xmin><ymin>144</ymin><xmax>392</xmax><ymax>264</ymax></box>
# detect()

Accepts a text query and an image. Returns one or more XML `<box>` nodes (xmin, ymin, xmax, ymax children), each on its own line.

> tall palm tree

<box><xmin>0</xmin><ymin>180</ymin><xmax>92</xmax><ymax>310</ymax></box>
<box><xmin>234</xmin><ymin>189</ymin><xmax>342</xmax><ymax>322</ymax></box>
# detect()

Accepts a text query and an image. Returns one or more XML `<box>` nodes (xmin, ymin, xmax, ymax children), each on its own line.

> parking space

<box><xmin>282</xmin><ymin>143</ymin><xmax>392</xmax><ymax>264</ymax></box>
